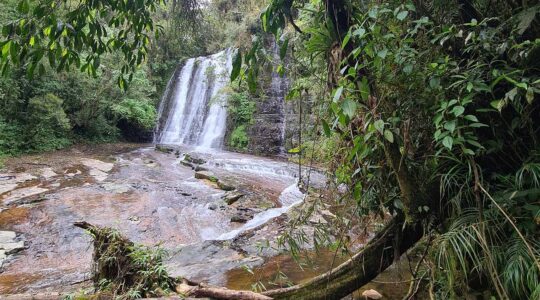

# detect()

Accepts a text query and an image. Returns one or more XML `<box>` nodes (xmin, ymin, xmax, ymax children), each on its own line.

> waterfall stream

<box><xmin>155</xmin><ymin>49</ymin><xmax>234</xmax><ymax>148</ymax></box>
<box><xmin>153</xmin><ymin>48</ymin><xmax>308</xmax><ymax>241</ymax></box>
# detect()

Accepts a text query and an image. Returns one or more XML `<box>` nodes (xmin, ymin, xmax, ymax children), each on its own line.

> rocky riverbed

<box><xmin>0</xmin><ymin>143</ymin><xmax>411</xmax><ymax>298</ymax></box>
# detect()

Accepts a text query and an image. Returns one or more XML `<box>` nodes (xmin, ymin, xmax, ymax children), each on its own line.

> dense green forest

<box><xmin>1</xmin><ymin>0</ymin><xmax>539</xmax><ymax>299</ymax></box>
<box><xmin>0</xmin><ymin>0</ymin><xmax>262</xmax><ymax>159</ymax></box>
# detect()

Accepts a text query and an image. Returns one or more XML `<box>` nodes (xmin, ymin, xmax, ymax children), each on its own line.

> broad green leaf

<box><xmin>374</xmin><ymin>119</ymin><xmax>384</xmax><ymax>134</ymax></box>
<box><xmin>377</xmin><ymin>49</ymin><xmax>388</xmax><ymax>59</ymax></box>
<box><xmin>434</xmin><ymin>129</ymin><xmax>442</xmax><ymax>140</ymax></box>
<box><xmin>342</xmin><ymin>32</ymin><xmax>351</xmax><ymax>49</ymax></box>
<box><xmin>279</xmin><ymin>38</ymin><xmax>289</xmax><ymax>60</ymax></box>
<box><xmin>517</xmin><ymin>8</ymin><xmax>537</xmax><ymax>34</ymax></box>
<box><xmin>396</xmin><ymin>11</ymin><xmax>408</xmax><ymax>21</ymax></box>
<box><xmin>466</xmin><ymin>139</ymin><xmax>484</xmax><ymax>148</ymax></box>
<box><xmin>353</xmin><ymin>27</ymin><xmax>366</xmax><ymax>38</ymax></box>
<box><xmin>2</xmin><ymin>41</ymin><xmax>11</xmax><ymax>59</ymax></box>
<box><xmin>516</xmin><ymin>82</ymin><xmax>528</xmax><ymax>90</ymax></box>
<box><xmin>333</xmin><ymin>86</ymin><xmax>343</xmax><ymax>102</ymax></box>
<box><xmin>442</xmin><ymin>136</ymin><xmax>453</xmax><ymax>150</ymax></box>
<box><xmin>444</xmin><ymin>120</ymin><xmax>456</xmax><ymax>133</ymax></box>
<box><xmin>505</xmin><ymin>87</ymin><xmax>518</xmax><ymax>101</ymax></box>
<box><xmin>230</xmin><ymin>51</ymin><xmax>242</xmax><ymax>81</ymax></box>
<box><xmin>452</xmin><ymin>106</ymin><xmax>465</xmax><ymax>117</ymax></box>
<box><xmin>360</xmin><ymin>77</ymin><xmax>370</xmax><ymax>101</ymax></box>
<box><xmin>403</xmin><ymin>64</ymin><xmax>413</xmax><ymax>74</ymax></box>
<box><xmin>464</xmin><ymin>115</ymin><xmax>478</xmax><ymax>122</ymax></box>
<box><xmin>43</xmin><ymin>26</ymin><xmax>52</xmax><ymax>36</ymax></box>
<box><xmin>448</xmin><ymin>99</ymin><xmax>458</xmax><ymax>107</ymax></box>
<box><xmin>384</xmin><ymin>130</ymin><xmax>394</xmax><ymax>143</ymax></box>
<box><xmin>247</xmin><ymin>68</ymin><xmax>257</xmax><ymax>92</ymax></box>
<box><xmin>342</xmin><ymin>99</ymin><xmax>357</xmax><ymax>118</ymax></box>
<box><xmin>434</xmin><ymin>113</ymin><xmax>443</xmax><ymax>126</ymax></box>
<box><xmin>463</xmin><ymin>148</ymin><xmax>475</xmax><ymax>155</ymax></box>
<box><xmin>469</xmin><ymin>123</ymin><xmax>488</xmax><ymax>128</ymax></box>
<box><xmin>490</xmin><ymin>99</ymin><xmax>505</xmax><ymax>111</ymax></box>
<box><xmin>466</xmin><ymin>82</ymin><xmax>473</xmax><ymax>92</ymax></box>
<box><xmin>321</xmin><ymin>120</ymin><xmax>331</xmax><ymax>137</ymax></box>
<box><xmin>277</xmin><ymin>64</ymin><xmax>285</xmax><ymax>77</ymax></box>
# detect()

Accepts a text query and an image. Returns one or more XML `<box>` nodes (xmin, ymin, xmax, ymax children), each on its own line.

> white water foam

<box><xmin>216</xmin><ymin>183</ymin><xmax>305</xmax><ymax>240</ymax></box>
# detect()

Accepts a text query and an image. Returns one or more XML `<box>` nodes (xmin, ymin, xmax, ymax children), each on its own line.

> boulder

<box><xmin>180</xmin><ymin>161</ymin><xmax>194</xmax><ymax>169</ymax></box>
<box><xmin>195</xmin><ymin>171</ymin><xmax>218</xmax><ymax>182</ymax></box>
<box><xmin>155</xmin><ymin>145</ymin><xmax>175</xmax><ymax>154</ymax></box>
<box><xmin>222</xmin><ymin>191</ymin><xmax>244</xmax><ymax>205</ymax></box>
<box><xmin>194</xmin><ymin>165</ymin><xmax>208</xmax><ymax>172</ymax></box>
<box><xmin>217</xmin><ymin>180</ymin><xmax>236</xmax><ymax>191</ymax></box>
<box><xmin>183</xmin><ymin>154</ymin><xmax>206</xmax><ymax>165</ymax></box>
<box><xmin>230</xmin><ymin>215</ymin><xmax>249</xmax><ymax>223</ymax></box>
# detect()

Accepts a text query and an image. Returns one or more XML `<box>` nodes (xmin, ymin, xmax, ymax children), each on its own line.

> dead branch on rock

<box><xmin>74</xmin><ymin>221</ymin><xmax>176</xmax><ymax>299</ymax></box>
<box><xmin>176</xmin><ymin>279</ymin><xmax>272</xmax><ymax>300</ymax></box>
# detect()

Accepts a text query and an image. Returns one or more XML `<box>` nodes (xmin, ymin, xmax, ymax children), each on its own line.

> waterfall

<box><xmin>154</xmin><ymin>49</ymin><xmax>234</xmax><ymax>148</ymax></box>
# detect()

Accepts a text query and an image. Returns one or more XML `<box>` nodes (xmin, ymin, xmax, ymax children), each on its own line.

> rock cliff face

<box><xmin>241</xmin><ymin>39</ymin><xmax>313</xmax><ymax>156</ymax></box>
<box><xmin>247</xmin><ymin>57</ymin><xmax>288</xmax><ymax>155</ymax></box>
<box><xmin>240</xmin><ymin>39</ymin><xmax>289</xmax><ymax>156</ymax></box>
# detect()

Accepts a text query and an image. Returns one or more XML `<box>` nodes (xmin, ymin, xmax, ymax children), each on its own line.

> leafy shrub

<box><xmin>226</xmin><ymin>88</ymin><xmax>255</xmax><ymax>150</ymax></box>
<box><xmin>228</xmin><ymin>90</ymin><xmax>255</xmax><ymax>125</ymax></box>
<box><xmin>25</xmin><ymin>93</ymin><xmax>71</xmax><ymax>152</ymax></box>
<box><xmin>0</xmin><ymin>116</ymin><xmax>26</xmax><ymax>159</ymax></box>
<box><xmin>74</xmin><ymin>115</ymin><xmax>120</xmax><ymax>143</ymax></box>
<box><xmin>112</xmin><ymin>98</ymin><xmax>157</xmax><ymax>130</ymax></box>
<box><xmin>230</xmin><ymin>125</ymin><xmax>249</xmax><ymax>150</ymax></box>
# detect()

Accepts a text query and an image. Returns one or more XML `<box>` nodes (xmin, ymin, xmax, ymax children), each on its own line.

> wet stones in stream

<box><xmin>155</xmin><ymin>145</ymin><xmax>175</xmax><ymax>154</ymax></box>
<box><xmin>183</xmin><ymin>154</ymin><xmax>206</xmax><ymax>165</ymax></box>
<box><xmin>222</xmin><ymin>191</ymin><xmax>244</xmax><ymax>205</ymax></box>
<box><xmin>194</xmin><ymin>171</ymin><xmax>218</xmax><ymax>182</ymax></box>
<box><xmin>0</xmin><ymin>231</ymin><xmax>25</xmax><ymax>268</ymax></box>
<box><xmin>194</xmin><ymin>171</ymin><xmax>237</xmax><ymax>192</ymax></box>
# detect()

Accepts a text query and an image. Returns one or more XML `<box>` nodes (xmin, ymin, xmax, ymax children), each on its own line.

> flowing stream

<box><xmin>153</xmin><ymin>48</ymin><xmax>307</xmax><ymax>241</ymax></box>
<box><xmin>0</xmin><ymin>49</ymin><xmax>411</xmax><ymax>298</ymax></box>
<box><xmin>0</xmin><ymin>49</ymin><xmax>315</xmax><ymax>294</ymax></box>
<box><xmin>217</xmin><ymin>182</ymin><xmax>305</xmax><ymax>240</ymax></box>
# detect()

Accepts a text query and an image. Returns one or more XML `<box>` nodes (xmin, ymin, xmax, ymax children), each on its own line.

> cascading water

<box><xmin>154</xmin><ymin>49</ymin><xmax>234</xmax><ymax>148</ymax></box>
<box><xmin>216</xmin><ymin>182</ymin><xmax>305</xmax><ymax>240</ymax></box>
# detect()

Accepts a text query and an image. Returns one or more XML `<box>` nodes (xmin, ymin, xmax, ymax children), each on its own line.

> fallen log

<box><xmin>176</xmin><ymin>279</ymin><xmax>272</xmax><ymax>300</ymax></box>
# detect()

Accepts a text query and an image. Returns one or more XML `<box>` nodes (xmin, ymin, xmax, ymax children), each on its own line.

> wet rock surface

<box><xmin>222</xmin><ymin>191</ymin><xmax>244</xmax><ymax>205</ymax></box>
<box><xmin>0</xmin><ymin>143</ymin><xmax>324</xmax><ymax>295</ymax></box>
<box><xmin>0</xmin><ymin>231</ymin><xmax>25</xmax><ymax>268</ymax></box>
